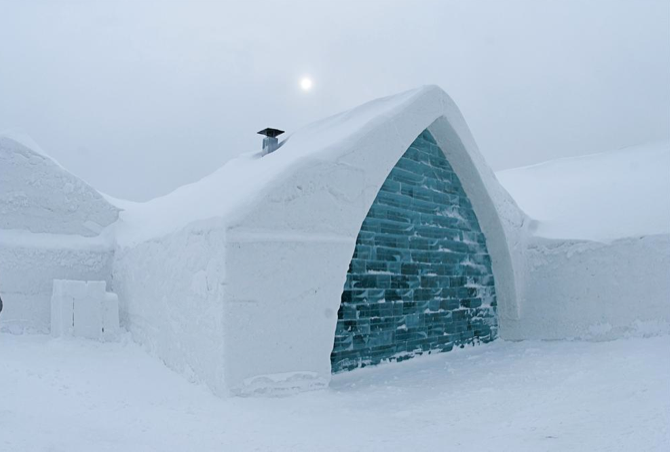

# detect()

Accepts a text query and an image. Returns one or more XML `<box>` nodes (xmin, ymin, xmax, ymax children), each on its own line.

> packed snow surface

<box><xmin>1</xmin><ymin>333</ymin><xmax>668</xmax><ymax>452</ymax></box>
<box><xmin>111</xmin><ymin>87</ymin><xmax>430</xmax><ymax>246</ymax></box>
<box><xmin>496</xmin><ymin>141</ymin><xmax>670</xmax><ymax>242</ymax></box>
<box><xmin>0</xmin><ymin>136</ymin><xmax>119</xmax><ymax>236</ymax></box>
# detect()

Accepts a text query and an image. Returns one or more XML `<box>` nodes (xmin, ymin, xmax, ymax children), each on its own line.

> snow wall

<box><xmin>112</xmin><ymin>226</ymin><xmax>227</xmax><ymax>394</ymax></box>
<box><xmin>496</xmin><ymin>142</ymin><xmax>670</xmax><ymax>340</ymax></box>
<box><xmin>504</xmin><ymin>234</ymin><xmax>670</xmax><ymax>340</ymax></box>
<box><xmin>0</xmin><ymin>137</ymin><xmax>118</xmax><ymax>332</ymax></box>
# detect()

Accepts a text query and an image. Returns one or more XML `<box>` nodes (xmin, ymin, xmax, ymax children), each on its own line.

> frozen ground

<box><xmin>1</xmin><ymin>333</ymin><xmax>668</xmax><ymax>452</ymax></box>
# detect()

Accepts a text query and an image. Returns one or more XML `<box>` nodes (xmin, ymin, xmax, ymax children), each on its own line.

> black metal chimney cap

<box><xmin>257</xmin><ymin>128</ymin><xmax>285</xmax><ymax>138</ymax></box>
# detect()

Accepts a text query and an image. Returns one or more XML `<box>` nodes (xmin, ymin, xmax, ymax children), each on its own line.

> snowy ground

<box><xmin>1</xmin><ymin>333</ymin><xmax>668</xmax><ymax>452</ymax></box>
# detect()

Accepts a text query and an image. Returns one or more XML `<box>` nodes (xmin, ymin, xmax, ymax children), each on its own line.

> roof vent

<box><xmin>258</xmin><ymin>128</ymin><xmax>285</xmax><ymax>155</ymax></box>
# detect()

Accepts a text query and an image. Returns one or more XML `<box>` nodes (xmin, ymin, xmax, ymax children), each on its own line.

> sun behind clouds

<box><xmin>300</xmin><ymin>77</ymin><xmax>313</xmax><ymax>91</ymax></box>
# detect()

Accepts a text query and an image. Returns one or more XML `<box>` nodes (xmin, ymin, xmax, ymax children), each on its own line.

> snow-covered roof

<box><xmin>6</xmin><ymin>84</ymin><xmax>664</xmax><ymax>247</ymax></box>
<box><xmin>113</xmin><ymin>86</ymin><xmax>466</xmax><ymax>246</ymax></box>
<box><xmin>0</xmin><ymin>136</ymin><xmax>119</xmax><ymax>237</ymax></box>
<box><xmin>113</xmin><ymin>84</ymin><xmax>670</xmax><ymax>248</ymax></box>
<box><xmin>115</xmin><ymin>83</ymin><xmax>669</xmax><ymax>249</ymax></box>
<box><xmin>497</xmin><ymin>141</ymin><xmax>670</xmax><ymax>242</ymax></box>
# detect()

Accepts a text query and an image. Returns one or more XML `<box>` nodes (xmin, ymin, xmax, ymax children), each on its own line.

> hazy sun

<box><xmin>300</xmin><ymin>77</ymin><xmax>313</xmax><ymax>91</ymax></box>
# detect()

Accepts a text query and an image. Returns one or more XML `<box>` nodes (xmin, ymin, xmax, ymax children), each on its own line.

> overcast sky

<box><xmin>1</xmin><ymin>0</ymin><xmax>668</xmax><ymax>201</ymax></box>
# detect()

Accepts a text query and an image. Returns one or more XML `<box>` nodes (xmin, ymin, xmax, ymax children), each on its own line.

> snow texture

<box><xmin>0</xmin><ymin>230</ymin><xmax>114</xmax><ymax>333</ymax></box>
<box><xmin>496</xmin><ymin>141</ymin><xmax>670</xmax><ymax>340</ymax></box>
<box><xmin>1</xmin><ymin>86</ymin><xmax>668</xmax><ymax>397</ymax></box>
<box><xmin>110</xmin><ymin>85</ymin><xmax>527</xmax><ymax>395</ymax></box>
<box><xmin>50</xmin><ymin>280</ymin><xmax>74</xmax><ymax>338</ymax></box>
<box><xmin>504</xmin><ymin>234</ymin><xmax>670</xmax><ymax>340</ymax></box>
<box><xmin>0</xmin><ymin>136</ymin><xmax>119</xmax><ymax>236</ymax></box>
<box><xmin>102</xmin><ymin>292</ymin><xmax>120</xmax><ymax>341</ymax></box>
<box><xmin>0</xmin><ymin>136</ymin><xmax>119</xmax><ymax>333</ymax></box>
<box><xmin>110</xmin><ymin>80</ymin><xmax>670</xmax><ymax>394</ymax></box>
<box><xmin>497</xmin><ymin>140</ymin><xmax>670</xmax><ymax>242</ymax></box>
<box><xmin>50</xmin><ymin>280</ymin><xmax>119</xmax><ymax>341</ymax></box>
<box><xmin>1</xmin><ymin>332</ymin><xmax>667</xmax><ymax>452</ymax></box>
<box><xmin>72</xmin><ymin>281</ymin><xmax>105</xmax><ymax>339</ymax></box>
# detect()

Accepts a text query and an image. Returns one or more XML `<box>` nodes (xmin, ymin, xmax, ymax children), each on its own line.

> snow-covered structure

<box><xmin>1</xmin><ymin>86</ymin><xmax>668</xmax><ymax>397</ymax></box>
<box><xmin>497</xmin><ymin>142</ymin><xmax>670</xmax><ymax>340</ymax></box>
<box><xmin>0</xmin><ymin>137</ymin><xmax>118</xmax><ymax>333</ymax></box>
<box><xmin>112</xmin><ymin>86</ymin><xmax>526</xmax><ymax>395</ymax></box>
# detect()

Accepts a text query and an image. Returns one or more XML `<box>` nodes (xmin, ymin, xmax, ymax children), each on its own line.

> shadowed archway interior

<box><xmin>331</xmin><ymin>129</ymin><xmax>498</xmax><ymax>372</ymax></box>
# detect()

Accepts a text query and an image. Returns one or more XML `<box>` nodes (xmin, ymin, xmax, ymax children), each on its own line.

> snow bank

<box><xmin>496</xmin><ymin>141</ymin><xmax>670</xmax><ymax>242</ymax></box>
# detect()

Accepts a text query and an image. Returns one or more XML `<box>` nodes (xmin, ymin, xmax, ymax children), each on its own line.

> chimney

<box><xmin>258</xmin><ymin>128</ymin><xmax>285</xmax><ymax>155</ymax></box>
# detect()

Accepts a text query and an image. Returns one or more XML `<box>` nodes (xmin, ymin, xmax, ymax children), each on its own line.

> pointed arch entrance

<box><xmin>331</xmin><ymin>129</ymin><xmax>497</xmax><ymax>372</ymax></box>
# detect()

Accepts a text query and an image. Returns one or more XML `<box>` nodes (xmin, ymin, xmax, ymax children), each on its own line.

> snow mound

<box><xmin>0</xmin><ymin>130</ymin><xmax>57</xmax><ymax>162</ymax></box>
<box><xmin>496</xmin><ymin>141</ymin><xmax>670</xmax><ymax>242</ymax></box>
<box><xmin>0</xmin><ymin>136</ymin><xmax>119</xmax><ymax>237</ymax></box>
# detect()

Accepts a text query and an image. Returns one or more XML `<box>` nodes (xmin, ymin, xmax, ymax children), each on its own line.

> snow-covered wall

<box><xmin>498</xmin><ymin>143</ymin><xmax>670</xmax><ymax>339</ymax></box>
<box><xmin>0</xmin><ymin>136</ymin><xmax>118</xmax><ymax>333</ymax></box>
<box><xmin>0</xmin><ymin>233</ymin><xmax>115</xmax><ymax>334</ymax></box>
<box><xmin>112</xmin><ymin>225</ymin><xmax>228</xmax><ymax>395</ymax></box>
<box><xmin>504</xmin><ymin>234</ymin><xmax>670</xmax><ymax>340</ymax></box>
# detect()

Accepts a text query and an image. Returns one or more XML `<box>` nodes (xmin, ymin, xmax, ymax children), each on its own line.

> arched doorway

<box><xmin>331</xmin><ymin>129</ymin><xmax>498</xmax><ymax>372</ymax></box>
